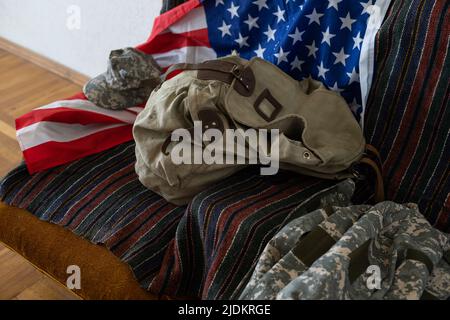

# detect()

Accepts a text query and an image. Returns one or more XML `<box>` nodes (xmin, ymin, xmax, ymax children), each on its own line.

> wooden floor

<box><xmin>0</xmin><ymin>49</ymin><xmax>81</xmax><ymax>300</ymax></box>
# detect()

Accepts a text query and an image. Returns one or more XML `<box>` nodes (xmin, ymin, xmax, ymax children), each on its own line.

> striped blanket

<box><xmin>364</xmin><ymin>0</ymin><xmax>450</xmax><ymax>231</ymax></box>
<box><xmin>1</xmin><ymin>142</ymin><xmax>348</xmax><ymax>299</ymax></box>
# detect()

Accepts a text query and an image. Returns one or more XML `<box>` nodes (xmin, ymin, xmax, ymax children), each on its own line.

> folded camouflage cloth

<box><xmin>241</xmin><ymin>202</ymin><xmax>450</xmax><ymax>300</ymax></box>
<box><xmin>240</xmin><ymin>204</ymin><xmax>368</xmax><ymax>300</ymax></box>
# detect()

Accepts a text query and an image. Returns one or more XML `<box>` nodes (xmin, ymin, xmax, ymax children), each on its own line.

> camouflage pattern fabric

<box><xmin>278</xmin><ymin>202</ymin><xmax>450</xmax><ymax>300</ymax></box>
<box><xmin>239</xmin><ymin>209</ymin><xmax>326</xmax><ymax>300</ymax></box>
<box><xmin>384</xmin><ymin>259</ymin><xmax>429</xmax><ymax>300</ymax></box>
<box><xmin>424</xmin><ymin>257</ymin><xmax>450</xmax><ymax>300</ymax></box>
<box><xmin>239</xmin><ymin>179</ymin><xmax>357</xmax><ymax>300</ymax></box>
<box><xmin>242</xmin><ymin>201</ymin><xmax>450</xmax><ymax>300</ymax></box>
<box><xmin>83</xmin><ymin>47</ymin><xmax>161</xmax><ymax>110</ymax></box>
<box><xmin>240</xmin><ymin>204</ymin><xmax>368</xmax><ymax>300</ymax></box>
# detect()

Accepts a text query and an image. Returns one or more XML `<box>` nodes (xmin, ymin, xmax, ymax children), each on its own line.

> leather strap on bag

<box><xmin>162</xmin><ymin>60</ymin><xmax>255</xmax><ymax>96</ymax></box>
<box><xmin>162</xmin><ymin>60</ymin><xmax>240</xmax><ymax>81</ymax></box>
<box><xmin>365</xmin><ymin>144</ymin><xmax>381</xmax><ymax>162</ymax></box>
<box><xmin>364</xmin><ymin>144</ymin><xmax>383</xmax><ymax>170</ymax></box>
<box><xmin>359</xmin><ymin>157</ymin><xmax>385</xmax><ymax>203</ymax></box>
<box><xmin>354</xmin><ymin>145</ymin><xmax>384</xmax><ymax>203</ymax></box>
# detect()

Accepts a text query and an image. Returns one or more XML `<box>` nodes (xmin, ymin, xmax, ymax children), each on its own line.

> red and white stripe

<box><xmin>140</xmin><ymin>4</ymin><xmax>216</xmax><ymax>68</ymax></box>
<box><xmin>17</xmin><ymin>0</ymin><xmax>212</xmax><ymax>174</ymax></box>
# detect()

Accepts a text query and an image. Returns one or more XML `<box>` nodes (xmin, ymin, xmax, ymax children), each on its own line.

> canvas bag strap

<box><xmin>359</xmin><ymin>156</ymin><xmax>385</xmax><ymax>203</ymax></box>
<box><xmin>161</xmin><ymin>60</ymin><xmax>241</xmax><ymax>81</ymax></box>
<box><xmin>365</xmin><ymin>144</ymin><xmax>383</xmax><ymax>169</ymax></box>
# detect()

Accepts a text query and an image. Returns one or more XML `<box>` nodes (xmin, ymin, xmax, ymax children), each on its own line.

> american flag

<box><xmin>17</xmin><ymin>0</ymin><xmax>390</xmax><ymax>174</ymax></box>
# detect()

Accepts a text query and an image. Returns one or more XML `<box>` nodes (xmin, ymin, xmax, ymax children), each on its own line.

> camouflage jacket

<box><xmin>241</xmin><ymin>201</ymin><xmax>450</xmax><ymax>300</ymax></box>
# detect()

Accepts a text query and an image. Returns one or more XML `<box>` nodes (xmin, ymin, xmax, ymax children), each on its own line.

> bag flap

<box><xmin>224</xmin><ymin>57</ymin><xmax>365</xmax><ymax>168</ymax></box>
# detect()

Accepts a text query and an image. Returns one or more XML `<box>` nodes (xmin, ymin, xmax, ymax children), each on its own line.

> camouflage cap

<box><xmin>83</xmin><ymin>47</ymin><xmax>162</xmax><ymax>110</ymax></box>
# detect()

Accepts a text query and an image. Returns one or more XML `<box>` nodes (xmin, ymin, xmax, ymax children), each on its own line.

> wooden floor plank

<box><xmin>14</xmin><ymin>278</ymin><xmax>81</xmax><ymax>300</ymax></box>
<box><xmin>0</xmin><ymin>119</ymin><xmax>17</xmax><ymax>141</ymax></box>
<box><xmin>0</xmin><ymin>49</ymin><xmax>82</xmax><ymax>300</ymax></box>
<box><xmin>0</xmin><ymin>246</ymin><xmax>44</xmax><ymax>300</ymax></box>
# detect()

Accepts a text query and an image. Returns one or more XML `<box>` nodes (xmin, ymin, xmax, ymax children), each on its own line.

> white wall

<box><xmin>0</xmin><ymin>0</ymin><xmax>162</xmax><ymax>77</ymax></box>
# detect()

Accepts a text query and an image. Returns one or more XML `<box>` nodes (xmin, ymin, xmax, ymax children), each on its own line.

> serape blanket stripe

<box><xmin>0</xmin><ymin>142</ymin><xmax>337</xmax><ymax>298</ymax></box>
<box><xmin>364</xmin><ymin>0</ymin><xmax>450</xmax><ymax>231</ymax></box>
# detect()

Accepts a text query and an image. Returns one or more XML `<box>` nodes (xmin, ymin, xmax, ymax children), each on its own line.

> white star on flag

<box><xmin>321</xmin><ymin>27</ymin><xmax>336</xmax><ymax>46</ymax></box>
<box><xmin>244</xmin><ymin>14</ymin><xmax>259</xmax><ymax>31</ymax></box>
<box><xmin>290</xmin><ymin>56</ymin><xmax>304</xmax><ymax>71</ymax></box>
<box><xmin>317</xmin><ymin>61</ymin><xmax>330</xmax><ymax>79</ymax></box>
<box><xmin>353</xmin><ymin>31</ymin><xmax>364</xmax><ymax>49</ymax></box>
<box><xmin>306</xmin><ymin>9</ymin><xmax>323</xmax><ymax>25</ymax></box>
<box><xmin>306</xmin><ymin>40</ymin><xmax>318</xmax><ymax>58</ymax></box>
<box><xmin>317</xmin><ymin>61</ymin><xmax>329</xmax><ymax>79</ymax></box>
<box><xmin>327</xmin><ymin>0</ymin><xmax>342</xmax><ymax>10</ymax></box>
<box><xmin>333</xmin><ymin>48</ymin><xmax>350</xmax><ymax>65</ymax></box>
<box><xmin>218</xmin><ymin>21</ymin><xmax>231</xmax><ymax>37</ymax></box>
<box><xmin>340</xmin><ymin>13</ymin><xmax>356</xmax><ymax>30</ymax></box>
<box><xmin>360</xmin><ymin>1</ymin><xmax>374</xmax><ymax>15</ymax></box>
<box><xmin>289</xmin><ymin>28</ymin><xmax>305</xmax><ymax>45</ymax></box>
<box><xmin>254</xmin><ymin>44</ymin><xmax>266</xmax><ymax>58</ymax></box>
<box><xmin>274</xmin><ymin>47</ymin><xmax>290</xmax><ymax>64</ymax></box>
<box><xmin>215</xmin><ymin>0</ymin><xmax>224</xmax><ymax>7</ymax></box>
<box><xmin>253</xmin><ymin>0</ymin><xmax>269</xmax><ymax>11</ymax></box>
<box><xmin>330</xmin><ymin>82</ymin><xmax>344</xmax><ymax>92</ymax></box>
<box><xmin>227</xmin><ymin>3</ymin><xmax>239</xmax><ymax>18</ymax></box>
<box><xmin>273</xmin><ymin>6</ymin><xmax>286</xmax><ymax>23</ymax></box>
<box><xmin>264</xmin><ymin>25</ymin><xmax>276</xmax><ymax>41</ymax></box>
<box><xmin>347</xmin><ymin>67</ymin><xmax>359</xmax><ymax>84</ymax></box>
<box><xmin>235</xmin><ymin>33</ymin><xmax>249</xmax><ymax>48</ymax></box>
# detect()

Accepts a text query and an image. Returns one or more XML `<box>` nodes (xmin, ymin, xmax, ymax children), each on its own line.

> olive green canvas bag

<box><xmin>133</xmin><ymin>56</ymin><xmax>383</xmax><ymax>205</ymax></box>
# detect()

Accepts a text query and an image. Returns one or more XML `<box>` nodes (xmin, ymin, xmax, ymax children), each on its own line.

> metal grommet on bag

<box><xmin>303</xmin><ymin>151</ymin><xmax>311</xmax><ymax>160</ymax></box>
